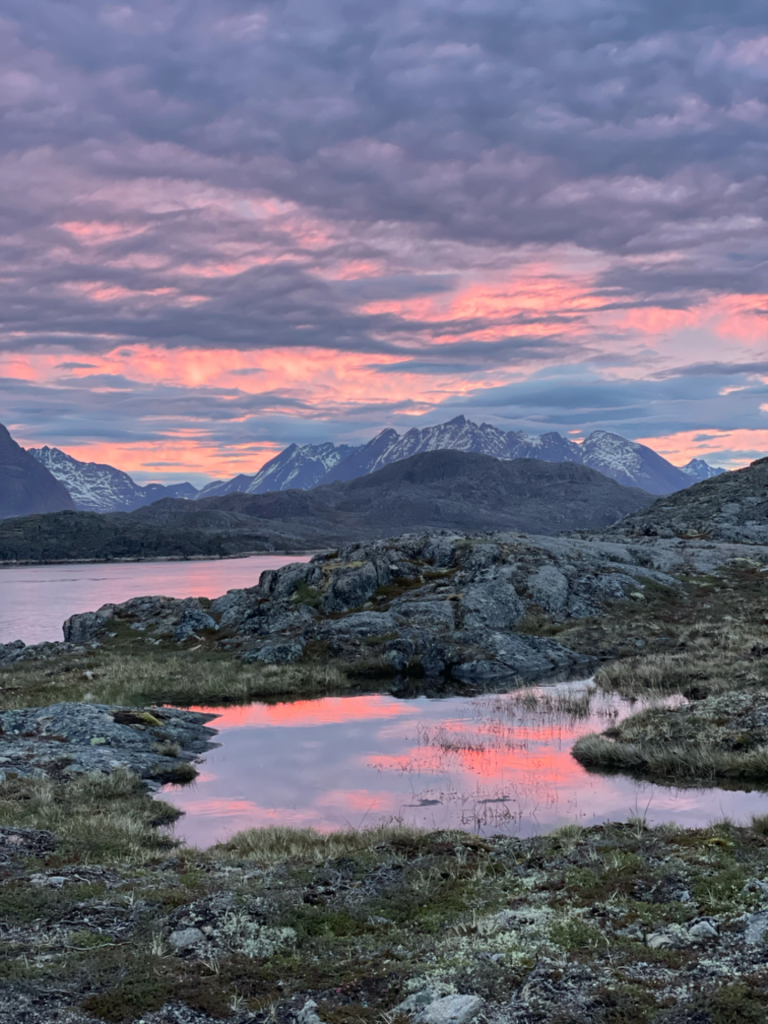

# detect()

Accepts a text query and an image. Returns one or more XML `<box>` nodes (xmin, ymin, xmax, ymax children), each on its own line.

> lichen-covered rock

<box><xmin>528</xmin><ymin>564</ymin><xmax>569</xmax><ymax>617</ymax></box>
<box><xmin>321</xmin><ymin>561</ymin><xmax>383</xmax><ymax>613</ymax></box>
<box><xmin>417</xmin><ymin>994</ymin><xmax>484</xmax><ymax>1024</ymax></box>
<box><xmin>392</xmin><ymin>599</ymin><xmax>456</xmax><ymax>631</ymax></box>
<box><xmin>63</xmin><ymin>607</ymin><xmax>114</xmax><ymax>643</ymax></box>
<box><xmin>0</xmin><ymin>702</ymin><xmax>217</xmax><ymax>782</ymax></box>
<box><xmin>242</xmin><ymin>640</ymin><xmax>305</xmax><ymax>665</ymax></box>
<box><xmin>321</xmin><ymin>611</ymin><xmax>398</xmax><ymax>637</ymax></box>
<box><xmin>460</xmin><ymin>575</ymin><xmax>524</xmax><ymax>630</ymax></box>
<box><xmin>173</xmin><ymin>608</ymin><xmax>218</xmax><ymax>642</ymax></box>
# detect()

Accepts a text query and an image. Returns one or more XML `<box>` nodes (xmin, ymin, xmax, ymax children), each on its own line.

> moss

<box><xmin>82</xmin><ymin>969</ymin><xmax>170</xmax><ymax>1022</ymax></box>
<box><xmin>293</xmin><ymin>581</ymin><xmax>322</xmax><ymax>608</ymax></box>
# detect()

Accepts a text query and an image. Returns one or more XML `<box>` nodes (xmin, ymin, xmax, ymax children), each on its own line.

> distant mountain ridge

<box><xmin>22</xmin><ymin>416</ymin><xmax>727</xmax><ymax>514</ymax></box>
<box><xmin>200</xmin><ymin>416</ymin><xmax>726</xmax><ymax>499</ymax></box>
<box><xmin>0</xmin><ymin>426</ymin><xmax>75</xmax><ymax>519</ymax></box>
<box><xmin>28</xmin><ymin>447</ymin><xmax>198</xmax><ymax>513</ymax></box>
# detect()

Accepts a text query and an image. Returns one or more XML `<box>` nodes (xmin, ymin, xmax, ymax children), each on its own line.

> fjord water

<box><xmin>161</xmin><ymin>681</ymin><xmax>768</xmax><ymax>848</ymax></box>
<box><xmin>0</xmin><ymin>555</ymin><xmax>310</xmax><ymax>644</ymax></box>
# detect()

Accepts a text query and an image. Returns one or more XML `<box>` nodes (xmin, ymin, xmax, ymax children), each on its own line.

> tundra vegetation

<box><xmin>3</xmin><ymin>517</ymin><xmax>768</xmax><ymax>1020</ymax></box>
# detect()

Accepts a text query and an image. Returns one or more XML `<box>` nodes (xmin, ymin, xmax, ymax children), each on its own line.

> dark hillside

<box><xmin>0</xmin><ymin>424</ymin><xmax>75</xmax><ymax>519</ymax></box>
<box><xmin>0</xmin><ymin>450</ymin><xmax>653</xmax><ymax>562</ymax></box>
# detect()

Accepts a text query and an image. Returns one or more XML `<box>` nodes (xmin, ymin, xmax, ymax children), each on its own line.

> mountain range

<box><xmin>9</xmin><ymin>416</ymin><xmax>727</xmax><ymax>517</ymax></box>
<box><xmin>0</xmin><ymin>450</ymin><xmax>654</xmax><ymax>561</ymax></box>
<box><xmin>197</xmin><ymin>416</ymin><xmax>724</xmax><ymax>500</ymax></box>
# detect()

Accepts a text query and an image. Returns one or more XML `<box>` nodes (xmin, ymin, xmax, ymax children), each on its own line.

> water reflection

<box><xmin>161</xmin><ymin>682</ymin><xmax>768</xmax><ymax>847</ymax></box>
<box><xmin>0</xmin><ymin>554</ymin><xmax>310</xmax><ymax>644</ymax></box>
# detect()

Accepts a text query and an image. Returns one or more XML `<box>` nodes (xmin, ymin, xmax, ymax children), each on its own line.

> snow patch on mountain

<box><xmin>29</xmin><ymin>447</ymin><xmax>198</xmax><ymax>513</ymax></box>
<box><xmin>198</xmin><ymin>442</ymin><xmax>361</xmax><ymax>499</ymax></box>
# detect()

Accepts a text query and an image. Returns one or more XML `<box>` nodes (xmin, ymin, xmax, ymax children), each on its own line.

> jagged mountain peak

<box><xmin>681</xmin><ymin>457</ymin><xmax>726</xmax><ymax>482</ymax></box>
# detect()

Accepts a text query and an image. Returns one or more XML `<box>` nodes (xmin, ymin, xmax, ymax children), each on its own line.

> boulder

<box><xmin>242</xmin><ymin>641</ymin><xmax>305</xmax><ymax>665</ymax></box>
<box><xmin>173</xmin><ymin>609</ymin><xmax>218</xmax><ymax>642</ymax></box>
<box><xmin>528</xmin><ymin>564</ymin><xmax>569</xmax><ymax>617</ymax></box>
<box><xmin>169</xmin><ymin>927</ymin><xmax>206</xmax><ymax>951</ymax></box>
<box><xmin>417</xmin><ymin>994</ymin><xmax>484</xmax><ymax>1024</ymax></box>
<box><xmin>63</xmin><ymin>606</ymin><xmax>114</xmax><ymax>643</ymax></box>
<box><xmin>321</xmin><ymin>562</ymin><xmax>382</xmax><ymax>613</ymax></box>
<box><xmin>461</xmin><ymin>575</ymin><xmax>524</xmax><ymax>630</ymax></box>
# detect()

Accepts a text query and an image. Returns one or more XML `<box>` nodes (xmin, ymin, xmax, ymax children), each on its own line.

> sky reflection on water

<box><xmin>161</xmin><ymin>683</ymin><xmax>768</xmax><ymax>848</ymax></box>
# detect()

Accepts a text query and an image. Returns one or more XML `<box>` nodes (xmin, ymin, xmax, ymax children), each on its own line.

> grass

<box><xmin>573</xmin><ymin>690</ymin><xmax>768</xmax><ymax>783</ymax></box>
<box><xmin>0</xmin><ymin>769</ymin><xmax>181</xmax><ymax>862</ymax></box>
<box><xmin>212</xmin><ymin>823</ymin><xmax>426</xmax><ymax>865</ymax></box>
<box><xmin>484</xmin><ymin>685</ymin><xmax>597</xmax><ymax>720</ymax></box>
<box><xmin>0</xmin><ymin>651</ymin><xmax>351</xmax><ymax>711</ymax></box>
<box><xmin>3</xmin><ymin>779</ymin><xmax>768</xmax><ymax>1021</ymax></box>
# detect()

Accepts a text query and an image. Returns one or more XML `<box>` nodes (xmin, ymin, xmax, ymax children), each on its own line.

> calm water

<box><xmin>0</xmin><ymin>555</ymin><xmax>311</xmax><ymax>645</ymax></box>
<box><xmin>161</xmin><ymin>681</ymin><xmax>768</xmax><ymax>848</ymax></box>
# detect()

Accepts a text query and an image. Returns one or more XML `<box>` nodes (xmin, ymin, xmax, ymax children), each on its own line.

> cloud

<box><xmin>1</xmin><ymin>0</ymin><xmax>767</xmax><ymax>474</ymax></box>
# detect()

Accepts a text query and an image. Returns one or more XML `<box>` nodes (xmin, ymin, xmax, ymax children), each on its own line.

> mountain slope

<box><xmin>577</xmin><ymin>430</ymin><xmax>691</xmax><ymax>494</ymax></box>
<box><xmin>0</xmin><ymin>450</ymin><xmax>653</xmax><ymax>561</ymax></box>
<box><xmin>0</xmin><ymin>426</ymin><xmax>75</xmax><ymax>519</ymax></box>
<box><xmin>28</xmin><ymin>447</ymin><xmax>198</xmax><ymax>513</ymax></box>
<box><xmin>198</xmin><ymin>442</ymin><xmax>361</xmax><ymax>498</ymax></box>
<box><xmin>606</xmin><ymin>456</ymin><xmax>768</xmax><ymax>544</ymax></box>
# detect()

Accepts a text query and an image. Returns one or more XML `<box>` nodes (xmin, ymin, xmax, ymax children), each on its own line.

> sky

<box><xmin>1</xmin><ymin>0</ymin><xmax>767</xmax><ymax>485</ymax></box>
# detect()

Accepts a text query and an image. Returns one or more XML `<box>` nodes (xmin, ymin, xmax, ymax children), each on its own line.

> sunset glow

<box><xmin>1</xmin><ymin>2</ymin><xmax>766</xmax><ymax>479</ymax></box>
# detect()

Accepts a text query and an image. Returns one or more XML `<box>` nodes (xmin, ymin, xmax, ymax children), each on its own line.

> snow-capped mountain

<box><xmin>681</xmin><ymin>458</ymin><xmax>726</xmax><ymax>482</ymax></box>
<box><xmin>200</xmin><ymin>416</ymin><xmax>726</xmax><ymax>498</ymax></box>
<box><xmin>197</xmin><ymin>442</ymin><xmax>362</xmax><ymax>498</ymax></box>
<box><xmin>577</xmin><ymin>430</ymin><xmax>692</xmax><ymax>495</ymax></box>
<box><xmin>27</xmin><ymin>418</ymin><xmax>729</xmax><ymax>514</ymax></box>
<box><xmin>507</xmin><ymin>430</ymin><xmax>583</xmax><ymax>464</ymax></box>
<box><xmin>323</xmin><ymin>418</ymin><xmax>701</xmax><ymax>495</ymax></box>
<box><xmin>28</xmin><ymin>447</ymin><xmax>198</xmax><ymax>513</ymax></box>
<box><xmin>323</xmin><ymin>418</ymin><xmax>511</xmax><ymax>483</ymax></box>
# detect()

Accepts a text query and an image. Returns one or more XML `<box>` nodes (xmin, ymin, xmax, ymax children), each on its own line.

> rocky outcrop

<box><xmin>64</xmin><ymin>595</ymin><xmax>219</xmax><ymax>646</ymax></box>
<box><xmin>0</xmin><ymin>702</ymin><xmax>218</xmax><ymax>784</ymax></box>
<box><xmin>605</xmin><ymin>456</ymin><xmax>768</xmax><ymax>544</ymax></box>
<box><xmin>42</xmin><ymin>526</ymin><xmax>768</xmax><ymax>687</ymax></box>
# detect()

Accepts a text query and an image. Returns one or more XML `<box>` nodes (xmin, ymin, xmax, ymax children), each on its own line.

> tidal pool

<box><xmin>161</xmin><ymin>680</ymin><xmax>768</xmax><ymax>847</ymax></box>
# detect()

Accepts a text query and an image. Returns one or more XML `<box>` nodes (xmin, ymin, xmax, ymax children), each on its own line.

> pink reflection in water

<box><xmin>161</xmin><ymin>683</ymin><xmax>768</xmax><ymax>849</ymax></box>
<box><xmin>0</xmin><ymin>554</ymin><xmax>311</xmax><ymax>644</ymax></box>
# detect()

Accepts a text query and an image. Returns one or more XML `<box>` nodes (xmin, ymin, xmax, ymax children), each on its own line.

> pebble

<box><xmin>297</xmin><ymin>1000</ymin><xmax>327</xmax><ymax>1024</ymax></box>
<box><xmin>417</xmin><ymin>994</ymin><xmax>485</xmax><ymax>1024</ymax></box>
<box><xmin>169</xmin><ymin>927</ymin><xmax>206</xmax><ymax>950</ymax></box>
<box><xmin>744</xmin><ymin>911</ymin><xmax>768</xmax><ymax>945</ymax></box>
<box><xmin>688</xmin><ymin>920</ymin><xmax>718</xmax><ymax>942</ymax></box>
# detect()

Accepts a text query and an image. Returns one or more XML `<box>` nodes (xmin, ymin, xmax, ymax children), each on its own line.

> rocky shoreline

<box><xmin>51</xmin><ymin>529</ymin><xmax>768</xmax><ymax>686</ymax></box>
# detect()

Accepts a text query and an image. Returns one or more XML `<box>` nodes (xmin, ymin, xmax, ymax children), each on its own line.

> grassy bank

<box><xmin>0</xmin><ymin>649</ymin><xmax>351</xmax><ymax>712</ymax></box>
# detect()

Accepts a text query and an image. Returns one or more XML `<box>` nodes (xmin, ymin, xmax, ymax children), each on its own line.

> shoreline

<box><xmin>0</xmin><ymin>549</ymin><xmax>323</xmax><ymax>569</ymax></box>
